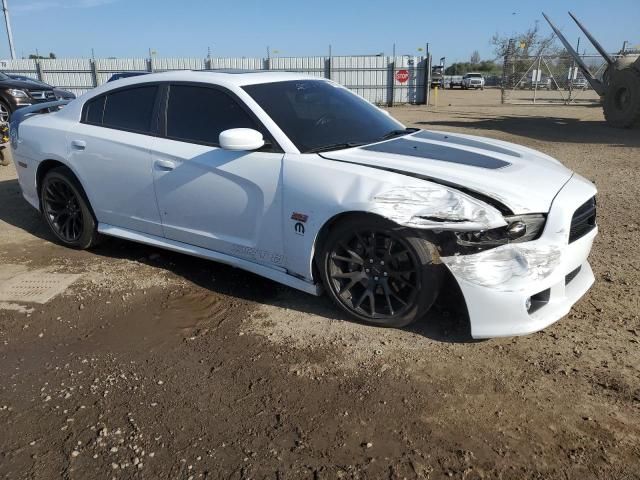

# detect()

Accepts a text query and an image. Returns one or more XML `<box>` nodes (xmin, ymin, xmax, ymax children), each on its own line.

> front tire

<box><xmin>319</xmin><ymin>215</ymin><xmax>442</xmax><ymax>328</ymax></box>
<box><xmin>0</xmin><ymin>100</ymin><xmax>11</xmax><ymax>123</ymax></box>
<box><xmin>41</xmin><ymin>167</ymin><xmax>100</xmax><ymax>249</ymax></box>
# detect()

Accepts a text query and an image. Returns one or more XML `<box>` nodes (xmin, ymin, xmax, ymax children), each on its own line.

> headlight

<box><xmin>455</xmin><ymin>214</ymin><xmax>546</xmax><ymax>247</ymax></box>
<box><xmin>8</xmin><ymin>89</ymin><xmax>29</xmax><ymax>98</ymax></box>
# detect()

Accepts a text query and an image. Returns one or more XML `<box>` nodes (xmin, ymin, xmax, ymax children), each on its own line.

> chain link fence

<box><xmin>501</xmin><ymin>50</ymin><xmax>607</xmax><ymax>105</ymax></box>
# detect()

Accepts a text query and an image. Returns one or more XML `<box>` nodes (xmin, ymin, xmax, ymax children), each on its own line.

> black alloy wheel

<box><xmin>320</xmin><ymin>216</ymin><xmax>442</xmax><ymax>328</ymax></box>
<box><xmin>0</xmin><ymin>101</ymin><xmax>10</xmax><ymax>123</ymax></box>
<box><xmin>41</xmin><ymin>167</ymin><xmax>99</xmax><ymax>249</ymax></box>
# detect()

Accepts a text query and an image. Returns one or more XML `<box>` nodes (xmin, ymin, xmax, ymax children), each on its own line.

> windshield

<box><xmin>467</xmin><ymin>74</ymin><xmax>482</xmax><ymax>78</ymax></box>
<box><xmin>243</xmin><ymin>80</ymin><xmax>404</xmax><ymax>153</ymax></box>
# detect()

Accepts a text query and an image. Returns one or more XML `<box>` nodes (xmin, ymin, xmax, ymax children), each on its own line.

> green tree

<box><xmin>28</xmin><ymin>52</ymin><xmax>57</xmax><ymax>59</ymax></box>
<box><xmin>490</xmin><ymin>20</ymin><xmax>559</xmax><ymax>59</ymax></box>
<box><xmin>445</xmin><ymin>60</ymin><xmax>500</xmax><ymax>75</ymax></box>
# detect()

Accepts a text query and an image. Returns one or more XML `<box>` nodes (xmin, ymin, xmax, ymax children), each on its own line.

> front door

<box><xmin>151</xmin><ymin>84</ymin><xmax>285</xmax><ymax>267</ymax></box>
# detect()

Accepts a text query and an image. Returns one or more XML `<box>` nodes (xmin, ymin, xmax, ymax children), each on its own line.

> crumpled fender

<box><xmin>370</xmin><ymin>185</ymin><xmax>507</xmax><ymax>231</ymax></box>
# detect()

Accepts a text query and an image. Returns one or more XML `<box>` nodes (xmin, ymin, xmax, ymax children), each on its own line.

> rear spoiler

<box><xmin>9</xmin><ymin>99</ymin><xmax>70</xmax><ymax>148</ymax></box>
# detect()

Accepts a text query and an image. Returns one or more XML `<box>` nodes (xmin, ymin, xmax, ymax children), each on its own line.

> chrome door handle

<box><xmin>155</xmin><ymin>159</ymin><xmax>176</xmax><ymax>171</ymax></box>
<box><xmin>71</xmin><ymin>139</ymin><xmax>86</xmax><ymax>150</ymax></box>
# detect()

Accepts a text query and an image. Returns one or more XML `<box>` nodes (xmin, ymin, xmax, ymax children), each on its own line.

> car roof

<box><xmin>101</xmin><ymin>69</ymin><xmax>318</xmax><ymax>89</ymax></box>
<box><xmin>57</xmin><ymin>69</ymin><xmax>325</xmax><ymax>120</ymax></box>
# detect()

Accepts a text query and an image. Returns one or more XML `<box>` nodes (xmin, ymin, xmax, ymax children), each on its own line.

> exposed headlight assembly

<box><xmin>8</xmin><ymin>89</ymin><xmax>28</xmax><ymax>98</ymax></box>
<box><xmin>455</xmin><ymin>214</ymin><xmax>546</xmax><ymax>247</ymax></box>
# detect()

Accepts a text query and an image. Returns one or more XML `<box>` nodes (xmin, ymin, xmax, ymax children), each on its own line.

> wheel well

<box><xmin>311</xmin><ymin>211</ymin><xmax>395</xmax><ymax>281</ymax></box>
<box><xmin>311</xmin><ymin>211</ymin><xmax>448</xmax><ymax>282</ymax></box>
<box><xmin>36</xmin><ymin>160</ymin><xmax>95</xmax><ymax>219</ymax></box>
<box><xmin>36</xmin><ymin>160</ymin><xmax>67</xmax><ymax>208</ymax></box>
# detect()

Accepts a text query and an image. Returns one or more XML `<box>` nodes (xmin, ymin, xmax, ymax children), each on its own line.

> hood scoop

<box><xmin>360</xmin><ymin>136</ymin><xmax>512</xmax><ymax>170</ymax></box>
<box><xmin>412</xmin><ymin>130</ymin><xmax>522</xmax><ymax>158</ymax></box>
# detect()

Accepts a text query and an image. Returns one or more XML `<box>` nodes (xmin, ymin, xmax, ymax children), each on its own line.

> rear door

<box><xmin>69</xmin><ymin>84</ymin><xmax>163</xmax><ymax>236</ymax></box>
<box><xmin>150</xmin><ymin>83</ymin><xmax>285</xmax><ymax>266</ymax></box>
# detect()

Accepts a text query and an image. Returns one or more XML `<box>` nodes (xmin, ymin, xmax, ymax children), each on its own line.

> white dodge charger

<box><xmin>10</xmin><ymin>71</ymin><xmax>597</xmax><ymax>338</ymax></box>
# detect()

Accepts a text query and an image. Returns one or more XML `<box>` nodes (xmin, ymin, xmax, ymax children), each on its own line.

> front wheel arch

<box><xmin>312</xmin><ymin>211</ymin><xmax>447</xmax><ymax>281</ymax></box>
<box><xmin>0</xmin><ymin>98</ymin><xmax>12</xmax><ymax>122</ymax></box>
<box><xmin>312</xmin><ymin>211</ymin><xmax>392</xmax><ymax>281</ymax></box>
<box><xmin>315</xmin><ymin>212</ymin><xmax>444</xmax><ymax>327</ymax></box>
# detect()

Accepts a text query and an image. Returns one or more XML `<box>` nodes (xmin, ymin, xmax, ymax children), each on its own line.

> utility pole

<box><xmin>2</xmin><ymin>0</ymin><xmax>16</xmax><ymax>60</ymax></box>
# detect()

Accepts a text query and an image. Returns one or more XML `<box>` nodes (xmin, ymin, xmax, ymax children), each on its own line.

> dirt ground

<box><xmin>1</xmin><ymin>89</ymin><xmax>639</xmax><ymax>479</ymax></box>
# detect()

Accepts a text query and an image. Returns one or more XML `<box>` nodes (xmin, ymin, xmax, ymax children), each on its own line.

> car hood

<box><xmin>320</xmin><ymin>130</ymin><xmax>574</xmax><ymax>214</ymax></box>
<box><xmin>1</xmin><ymin>78</ymin><xmax>53</xmax><ymax>90</ymax></box>
<box><xmin>53</xmin><ymin>88</ymin><xmax>76</xmax><ymax>99</ymax></box>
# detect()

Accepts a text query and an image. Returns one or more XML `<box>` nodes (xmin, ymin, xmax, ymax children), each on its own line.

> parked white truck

<box><xmin>462</xmin><ymin>73</ymin><xmax>485</xmax><ymax>90</ymax></box>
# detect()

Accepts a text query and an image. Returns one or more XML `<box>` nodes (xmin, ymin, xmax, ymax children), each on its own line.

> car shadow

<box><xmin>411</xmin><ymin>112</ymin><xmax>640</xmax><ymax>148</ymax></box>
<box><xmin>0</xmin><ymin>177</ymin><xmax>475</xmax><ymax>344</ymax></box>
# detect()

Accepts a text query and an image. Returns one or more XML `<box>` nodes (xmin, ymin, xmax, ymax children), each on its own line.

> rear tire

<box><xmin>603</xmin><ymin>68</ymin><xmax>640</xmax><ymax>128</ymax></box>
<box><xmin>40</xmin><ymin>167</ymin><xmax>100</xmax><ymax>249</ymax></box>
<box><xmin>318</xmin><ymin>215</ymin><xmax>442</xmax><ymax>328</ymax></box>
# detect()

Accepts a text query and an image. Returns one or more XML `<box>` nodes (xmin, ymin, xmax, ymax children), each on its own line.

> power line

<box><xmin>2</xmin><ymin>0</ymin><xmax>15</xmax><ymax>59</ymax></box>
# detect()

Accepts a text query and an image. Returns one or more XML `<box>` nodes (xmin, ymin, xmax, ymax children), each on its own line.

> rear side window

<box><xmin>166</xmin><ymin>85</ymin><xmax>258</xmax><ymax>145</ymax></box>
<box><xmin>85</xmin><ymin>96</ymin><xmax>105</xmax><ymax>125</ymax></box>
<box><xmin>101</xmin><ymin>86</ymin><xmax>158</xmax><ymax>133</ymax></box>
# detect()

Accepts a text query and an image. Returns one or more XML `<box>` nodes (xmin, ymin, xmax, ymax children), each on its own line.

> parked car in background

<box><xmin>107</xmin><ymin>71</ymin><xmax>150</xmax><ymax>82</ymax></box>
<box><xmin>10</xmin><ymin>70</ymin><xmax>597</xmax><ymax>338</ymax></box>
<box><xmin>448</xmin><ymin>75</ymin><xmax>464</xmax><ymax>89</ymax></box>
<box><xmin>0</xmin><ymin>72</ymin><xmax>58</xmax><ymax>122</ymax></box>
<box><xmin>527</xmin><ymin>75</ymin><xmax>552</xmax><ymax>90</ymax></box>
<box><xmin>431</xmin><ymin>65</ymin><xmax>444</xmax><ymax>88</ymax></box>
<box><xmin>566</xmin><ymin>76</ymin><xmax>589</xmax><ymax>90</ymax></box>
<box><xmin>462</xmin><ymin>73</ymin><xmax>485</xmax><ymax>90</ymax></box>
<box><xmin>7</xmin><ymin>74</ymin><xmax>76</xmax><ymax>101</ymax></box>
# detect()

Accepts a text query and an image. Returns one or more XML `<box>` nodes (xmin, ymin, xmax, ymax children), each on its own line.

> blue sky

<box><xmin>3</xmin><ymin>0</ymin><xmax>639</xmax><ymax>62</ymax></box>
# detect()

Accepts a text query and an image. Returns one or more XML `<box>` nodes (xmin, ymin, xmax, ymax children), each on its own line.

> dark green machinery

<box><xmin>543</xmin><ymin>11</ymin><xmax>640</xmax><ymax>128</ymax></box>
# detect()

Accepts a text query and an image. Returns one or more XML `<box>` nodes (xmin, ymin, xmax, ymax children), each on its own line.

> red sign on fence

<box><xmin>395</xmin><ymin>69</ymin><xmax>409</xmax><ymax>83</ymax></box>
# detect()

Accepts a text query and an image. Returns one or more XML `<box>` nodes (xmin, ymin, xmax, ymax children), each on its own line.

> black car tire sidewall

<box><xmin>41</xmin><ymin>168</ymin><xmax>98</xmax><ymax>249</ymax></box>
<box><xmin>319</xmin><ymin>215</ymin><xmax>443</xmax><ymax>328</ymax></box>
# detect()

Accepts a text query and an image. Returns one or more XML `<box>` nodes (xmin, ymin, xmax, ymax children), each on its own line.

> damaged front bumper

<box><xmin>441</xmin><ymin>174</ymin><xmax>597</xmax><ymax>338</ymax></box>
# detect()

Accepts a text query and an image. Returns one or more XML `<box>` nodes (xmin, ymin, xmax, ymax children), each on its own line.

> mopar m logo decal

<box><xmin>294</xmin><ymin>222</ymin><xmax>305</xmax><ymax>235</ymax></box>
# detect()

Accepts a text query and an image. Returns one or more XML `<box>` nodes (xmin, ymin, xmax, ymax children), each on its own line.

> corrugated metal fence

<box><xmin>0</xmin><ymin>55</ymin><xmax>429</xmax><ymax>105</ymax></box>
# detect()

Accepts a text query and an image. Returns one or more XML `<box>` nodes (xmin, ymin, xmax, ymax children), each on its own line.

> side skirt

<box><xmin>97</xmin><ymin>223</ymin><xmax>322</xmax><ymax>296</ymax></box>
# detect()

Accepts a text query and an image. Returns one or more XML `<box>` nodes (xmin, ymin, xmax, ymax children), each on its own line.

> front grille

<box><xmin>565</xmin><ymin>266</ymin><xmax>582</xmax><ymax>285</ymax></box>
<box><xmin>29</xmin><ymin>90</ymin><xmax>56</xmax><ymax>100</ymax></box>
<box><xmin>569</xmin><ymin>197</ymin><xmax>596</xmax><ymax>243</ymax></box>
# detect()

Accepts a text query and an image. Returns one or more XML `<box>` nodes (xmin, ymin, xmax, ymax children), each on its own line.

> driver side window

<box><xmin>165</xmin><ymin>85</ymin><xmax>259</xmax><ymax>146</ymax></box>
